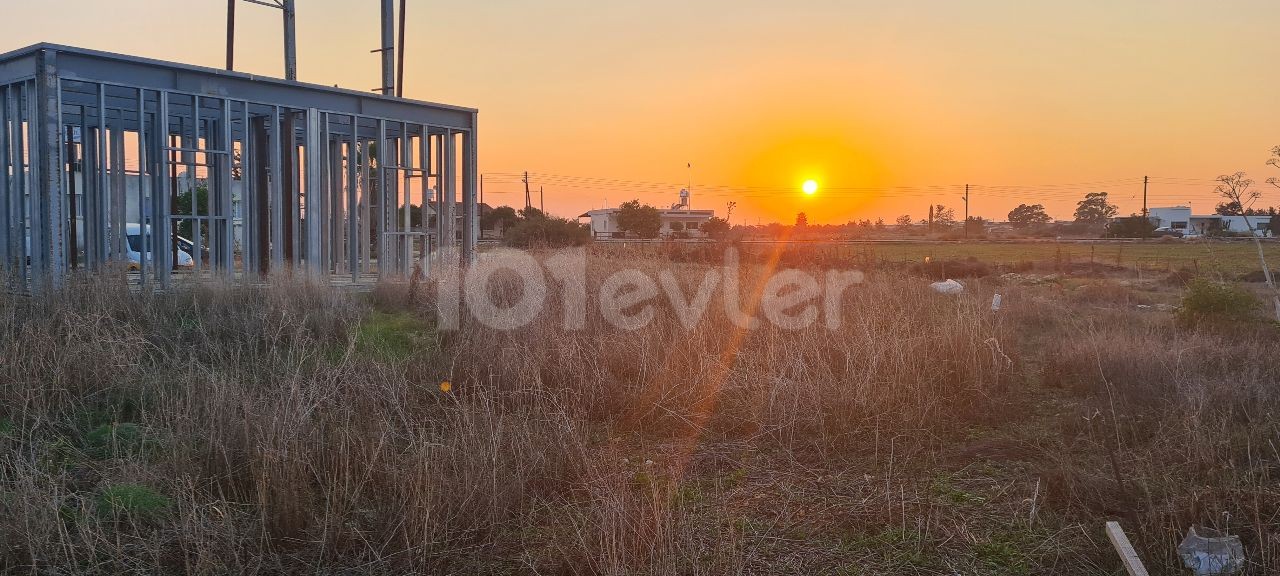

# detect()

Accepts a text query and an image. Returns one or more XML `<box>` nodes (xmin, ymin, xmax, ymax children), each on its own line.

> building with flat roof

<box><xmin>1148</xmin><ymin>205</ymin><xmax>1273</xmax><ymax>236</ymax></box>
<box><xmin>579</xmin><ymin>189</ymin><xmax>715</xmax><ymax>239</ymax></box>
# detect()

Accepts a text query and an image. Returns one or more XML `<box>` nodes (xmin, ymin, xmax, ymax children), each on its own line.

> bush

<box><xmin>1175</xmin><ymin>278</ymin><xmax>1259</xmax><ymax>327</ymax></box>
<box><xmin>1105</xmin><ymin>216</ymin><xmax>1157</xmax><ymax>238</ymax></box>
<box><xmin>503</xmin><ymin>215</ymin><xmax>590</xmax><ymax>248</ymax></box>
<box><xmin>95</xmin><ymin>483</ymin><xmax>171</xmax><ymax>522</ymax></box>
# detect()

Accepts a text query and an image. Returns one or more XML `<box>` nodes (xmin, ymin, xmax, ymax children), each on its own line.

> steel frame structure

<box><xmin>0</xmin><ymin>43</ymin><xmax>478</xmax><ymax>291</ymax></box>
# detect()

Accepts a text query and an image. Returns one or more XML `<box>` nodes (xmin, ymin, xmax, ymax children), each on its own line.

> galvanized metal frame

<box><xmin>0</xmin><ymin>43</ymin><xmax>477</xmax><ymax>290</ymax></box>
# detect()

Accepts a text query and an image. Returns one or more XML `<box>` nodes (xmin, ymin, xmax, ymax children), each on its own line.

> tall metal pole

<box><xmin>226</xmin><ymin>0</ymin><xmax>236</xmax><ymax>70</ymax></box>
<box><xmin>396</xmin><ymin>0</ymin><xmax>407</xmax><ymax>97</ymax></box>
<box><xmin>282</xmin><ymin>0</ymin><xmax>297</xmax><ymax>81</ymax></box>
<box><xmin>380</xmin><ymin>0</ymin><xmax>395</xmax><ymax>96</ymax></box>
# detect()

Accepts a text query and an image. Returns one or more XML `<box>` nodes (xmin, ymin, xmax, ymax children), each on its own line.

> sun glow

<box><xmin>802</xmin><ymin>180</ymin><xmax>819</xmax><ymax>195</ymax></box>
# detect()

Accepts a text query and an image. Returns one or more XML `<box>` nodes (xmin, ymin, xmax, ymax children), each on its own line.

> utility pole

<box><xmin>376</xmin><ymin>0</ymin><xmax>395</xmax><ymax>95</ymax></box>
<box><xmin>282</xmin><ymin>0</ymin><xmax>296</xmax><ymax>80</ymax></box>
<box><xmin>1142</xmin><ymin>175</ymin><xmax>1149</xmax><ymax>218</ymax></box>
<box><xmin>226</xmin><ymin>0</ymin><xmax>236</xmax><ymax>70</ymax></box>
<box><xmin>479</xmin><ymin>174</ymin><xmax>484</xmax><ymax>206</ymax></box>
<box><xmin>523</xmin><ymin>171</ymin><xmax>531</xmax><ymax>211</ymax></box>
<box><xmin>396</xmin><ymin>0</ymin><xmax>406</xmax><ymax>97</ymax></box>
<box><xmin>962</xmin><ymin>184</ymin><xmax>970</xmax><ymax>238</ymax></box>
<box><xmin>540</xmin><ymin>186</ymin><xmax>545</xmax><ymax>214</ymax></box>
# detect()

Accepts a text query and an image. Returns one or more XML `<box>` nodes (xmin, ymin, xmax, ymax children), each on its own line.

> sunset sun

<box><xmin>802</xmin><ymin>180</ymin><xmax>819</xmax><ymax>195</ymax></box>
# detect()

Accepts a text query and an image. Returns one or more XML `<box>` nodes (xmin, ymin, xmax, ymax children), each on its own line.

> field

<box><xmin>642</xmin><ymin>238</ymin><xmax>1280</xmax><ymax>277</ymax></box>
<box><xmin>2</xmin><ymin>244</ymin><xmax>1280</xmax><ymax>575</ymax></box>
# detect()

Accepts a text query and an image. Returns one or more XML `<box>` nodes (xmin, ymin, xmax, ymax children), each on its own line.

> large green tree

<box><xmin>1073</xmin><ymin>192</ymin><xmax>1117</xmax><ymax>223</ymax></box>
<box><xmin>481</xmin><ymin>205</ymin><xmax>520</xmax><ymax>231</ymax></box>
<box><xmin>1007</xmin><ymin>203</ymin><xmax>1052</xmax><ymax>227</ymax></box>
<box><xmin>701</xmin><ymin>216</ymin><xmax>730</xmax><ymax>240</ymax></box>
<box><xmin>617</xmin><ymin>200</ymin><xmax>662</xmax><ymax>239</ymax></box>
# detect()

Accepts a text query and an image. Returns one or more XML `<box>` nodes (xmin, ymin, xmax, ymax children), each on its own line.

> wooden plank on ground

<box><xmin>1105</xmin><ymin>521</ymin><xmax>1150</xmax><ymax>576</ymax></box>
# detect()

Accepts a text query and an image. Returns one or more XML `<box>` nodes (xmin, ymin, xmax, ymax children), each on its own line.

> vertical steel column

<box><xmin>376</xmin><ymin>119</ymin><xmax>388</xmax><ymax>278</ymax></box>
<box><xmin>442</xmin><ymin>129</ymin><xmax>455</xmax><ymax>260</ymax></box>
<box><xmin>11</xmin><ymin>83</ymin><xmax>29</xmax><ymax>284</ymax></box>
<box><xmin>35</xmin><ymin>51</ymin><xmax>66</xmax><ymax>286</ymax></box>
<box><xmin>400</xmin><ymin>121</ymin><xmax>412</xmax><ymax>275</ymax></box>
<box><xmin>359</xmin><ymin>134</ymin><xmax>371</xmax><ymax>274</ymax></box>
<box><xmin>0</xmin><ymin>85</ymin><xmax>9</xmax><ymax>277</ymax></box>
<box><xmin>96</xmin><ymin>83</ymin><xmax>108</xmax><ymax>266</ymax></box>
<box><xmin>328</xmin><ymin>120</ymin><xmax>343</xmax><ymax>274</ymax></box>
<box><xmin>289</xmin><ymin>113</ymin><xmax>301</xmax><ymax>266</ymax></box>
<box><xmin>304</xmin><ymin>108</ymin><xmax>322</xmax><ymax>275</ymax></box>
<box><xmin>250</xmin><ymin>114</ymin><xmax>270</xmax><ymax>276</ymax></box>
<box><xmin>109</xmin><ymin>113</ymin><xmax>126</xmax><ymax>263</ymax></box>
<box><xmin>269</xmin><ymin>106</ymin><xmax>283</xmax><ymax>268</ymax></box>
<box><xmin>0</xmin><ymin>84</ymin><xmax>7</xmax><ymax>277</ymax></box>
<box><xmin>75</xmin><ymin>105</ymin><xmax>88</xmax><ymax>269</ymax></box>
<box><xmin>347</xmin><ymin>115</ymin><xmax>359</xmax><ymax>281</ymax></box>
<box><xmin>433</xmin><ymin>132</ymin><xmax>444</xmax><ymax>257</ymax></box>
<box><xmin>418</xmin><ymin>124</ymin><xmax>431</xmax><ymax>272</ymax></box>
<box><xmin>136</xmin><ymin>88</ymin><xmax>149</xmax><ymax>287</ymax></box>
<box><xmin>462</xmin><ymin>115</ymin><xmax>478</xmax><ymax>263</ymax></box>
<box><xmin>313</xmin><ymin>113</ymin><xmax>327</xmax><ymax>273</ymax></box>
<box><xmin>240</xmin><ymin>101</ymin><xmax>252</xmax><ymax>276</ymax></box>
<box><xmin>187</xmin><ymin>97</ymin><xmax>201</xmax><ymax>273</ymax></box>
<box><xmin>156</xmin><ymin>92</ymin><xmax>172</xmax><ymax>286</ymax></box>
<box><xmin>219</xmin><ymin>99</ymin><xmax>234</xmax><ymax>275</ymax></box>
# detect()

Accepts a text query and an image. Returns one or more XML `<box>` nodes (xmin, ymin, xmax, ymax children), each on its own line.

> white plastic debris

<box><xmin>1178</xmin><ymin>526</ymin><xmax>1244</xmax><ymax>575</ymax></box>
<box><xmin>991</xmin><ymin>293</ymin><xmax>1003</xmax><ymax>311</ymax></box>
<box><xmin>929</xmin><ymin>279</ymin><xmax>965</xmax><ymax>295</ymax></box>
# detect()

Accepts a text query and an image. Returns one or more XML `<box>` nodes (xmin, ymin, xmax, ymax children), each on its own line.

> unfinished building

<box><xmin>0</xmin><ymin>43</ymin><xmax>478</xmax><ymax>290</ymax></box>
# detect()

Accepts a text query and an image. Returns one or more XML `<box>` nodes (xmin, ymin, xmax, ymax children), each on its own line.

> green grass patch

<box><xmin>84</xmin><ymin>422</ymin><xmax>157</xmax><ymax>460</ymax></box>
<box><xmin>96</xmin><ymin>483</ymin><xmax>171</xmax><ymax>522</ymax></box>
<box><xmin>355</xmin><ymin>310</ymin><xmax>432</xmax><ymax>363</ymax></box>
<box><xmin>929</xmin><ymin>474</ymin><xmax>986</xmax><ymax>505</ymax></box>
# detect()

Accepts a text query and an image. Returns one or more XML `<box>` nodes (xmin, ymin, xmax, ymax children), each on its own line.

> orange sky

<box><xmin>6</xmin><ymin>1</ymin><xmax>1280</xmax><ymax>224</ymax></box>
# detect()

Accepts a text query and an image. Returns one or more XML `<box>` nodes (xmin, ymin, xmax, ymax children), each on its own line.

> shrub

<box><xmin>1105</xmin><ymin>216</ymin><xmax>1156</xmax><ymax>238</ymax></box>
<box><xmin>95</xmin><ymin>484</ymin><xmax>171</xmax><ymax>522</ymax></box>
<box><xmin>83</xmin><ymin>422</ymin><xmax>155</xmax><ymax>460</ymax></box>
<box><xmin>503</xmin><ymin>215</ymin><xmax>590</xmax><ymax>248</ymax></box>
<box><xmin>1175</xmin><ymin>278</ymin><xmax>1259</xmax><ymax>327</ymax></box>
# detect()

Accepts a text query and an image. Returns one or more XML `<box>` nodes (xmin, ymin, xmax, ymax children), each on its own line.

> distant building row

<box><xmin>1148</xmin><ymin>206</ymin><xmax>1274</xmax><ymax>237</ymax></box>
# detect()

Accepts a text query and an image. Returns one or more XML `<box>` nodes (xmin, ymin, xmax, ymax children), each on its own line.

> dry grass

<box><xmin>1</xmin><ymin>253</ymin><xmax>1278</xmax><ymax>574</ymax></box>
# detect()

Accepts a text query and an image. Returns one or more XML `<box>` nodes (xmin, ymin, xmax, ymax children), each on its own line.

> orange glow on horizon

<box><xmin>7</xmin><ymin>1</ymin><xmax>1277</xmax><ymax>225</ymax></box>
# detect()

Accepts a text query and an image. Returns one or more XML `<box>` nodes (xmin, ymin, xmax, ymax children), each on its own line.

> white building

<box><xmin>579</xmin><ymin>189</ymin><xmax>715</xmax><ymax>239</ymax></box>
<box><xmin>1148</xmin><ymin>205</ymin><xmax>1273</xmax><ymax>237</ymax></box>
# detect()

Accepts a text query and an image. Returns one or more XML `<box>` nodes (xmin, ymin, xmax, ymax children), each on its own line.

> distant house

<box><xmin>1148</xmin><ymin>205</ymin><xmax>1273</xmax><ymax>237</ymax></box>
<box><xmin>579</xmin><ymin>190</ymin><xmax>715</xmax><ymax>239</ymax></box>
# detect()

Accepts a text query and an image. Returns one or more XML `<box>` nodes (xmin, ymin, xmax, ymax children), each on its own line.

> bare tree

<box><xmin>1216</xmin><ymin>171</ymin><xmax>1279</xmax><ymax>320</ymax></box>
<box><xmin>1267</xmin><ymin>146</ymin><xmax>1280</xmax><ymax>184</ymax></box>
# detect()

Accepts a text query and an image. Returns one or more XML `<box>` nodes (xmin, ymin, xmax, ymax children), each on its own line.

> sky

<box><xmin>5</xmin><ymin>0</ymin><xmax>1280</xmax><ymax>224</ymax></box>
